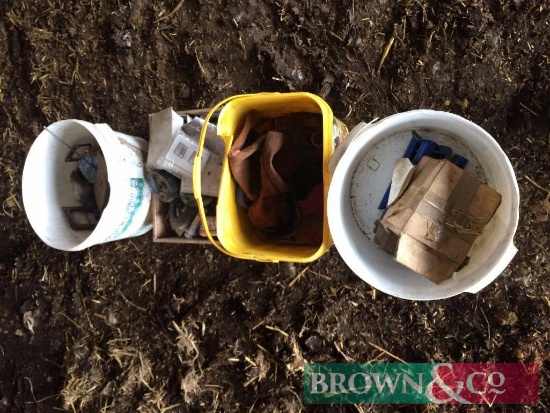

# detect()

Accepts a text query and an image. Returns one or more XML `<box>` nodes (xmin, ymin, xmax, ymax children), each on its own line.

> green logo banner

<box><xmin>304</xmin><ymin>363</ymin><xmax>539</xmax><ymax>404</ymax></box>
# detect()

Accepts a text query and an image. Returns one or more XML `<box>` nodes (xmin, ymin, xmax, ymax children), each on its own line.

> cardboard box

<box><xmin>374</xmin><ymin>157</ymin><xmax>502</xmax><ymax>283</ymax></box>
<box><xmin>150</xmin><ymin>107</ymin><xmax>216</xmax><ymax>245</ymax></box>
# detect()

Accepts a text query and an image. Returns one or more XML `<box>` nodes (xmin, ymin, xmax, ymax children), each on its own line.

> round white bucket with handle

<box><xmin>22</xmin><ymin>120</ymin><xmax>152</xmax><ymax>251</ymax></box>
<box><xmin>327</xmin><ymin>110</ymin><xmax>519</xmax><ymax>300</ymax></box>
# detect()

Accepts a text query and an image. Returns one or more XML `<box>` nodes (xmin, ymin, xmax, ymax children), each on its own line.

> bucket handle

<box><xmin>193</xmin><ymin>95</ymin><xmax>248</xmax><ymax>257</ymax></box>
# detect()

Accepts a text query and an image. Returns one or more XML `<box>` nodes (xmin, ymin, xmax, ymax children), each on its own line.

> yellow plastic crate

<box><xmin>193</xmin><ymin>92</ymin><xmax>347</xmax><ymax>263</ymax></box>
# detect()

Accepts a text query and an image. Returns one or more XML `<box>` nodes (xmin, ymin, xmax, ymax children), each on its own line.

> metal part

<box><xmin>44</xmin><ymin>126</ymin><xmax>97</xmax><ymax>170</ymax></box>
<box><xmin>62</xmin><ymin>206</ymin><xmax>99</xmax><ymax>231</ymax></box>
<box><xmin>78</xmin><ymin>154</ymin><xmax>99</xmax><ymax>183</ymax></box>
<box><xmin>184</xmin><ymin>214</ymin><xmax>201</xmax><ymax>239</ymax></box>
<box><xmin>179</xmin><ymin>192</ymin><xmax>214</xmax><ymax>208</ymax></box>
<box><xmin>148</xmin><ymin>169</ymin><xmax>180</xmax><ymax>203</ymax></box>
<box><xmin>65</xmin><ymin>143</ymin><xmax>93</xmax><ymax>162</ymax></box>
<box><xmin>168</xmin><ymin>199</ymin><xmax>197</xmax><ymax>236</ymax></box>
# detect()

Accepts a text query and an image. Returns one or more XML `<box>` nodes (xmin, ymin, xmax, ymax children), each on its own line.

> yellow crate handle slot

<box><xmin>193</xmin><ymin>95</ymin><xmax>247</xmax><ymax>257</ymax></box>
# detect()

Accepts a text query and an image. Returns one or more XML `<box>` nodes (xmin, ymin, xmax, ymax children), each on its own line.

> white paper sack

<box><xmin>147</xmin><ymin>108</ymin><xmax>224</xmax><ymax>197</ymax></box>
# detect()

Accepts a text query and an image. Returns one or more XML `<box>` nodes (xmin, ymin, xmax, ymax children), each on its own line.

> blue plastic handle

<box><xmin>378</xmin><ymin>131</ymin><xmax>469</xmax><ymax>209</ymax></box>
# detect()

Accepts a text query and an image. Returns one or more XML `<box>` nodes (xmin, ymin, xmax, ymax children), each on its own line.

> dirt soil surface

<box><xmin>1</xmin><ymin>0</ymin><xmax>549</xmax><ymax>412</ymax></box>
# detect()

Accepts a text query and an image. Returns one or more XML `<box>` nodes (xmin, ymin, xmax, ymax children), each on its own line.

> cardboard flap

<box><xmin>374</xmin><ymin>157</ymin><xmax>502</xmax><ymax>284</ymax></box>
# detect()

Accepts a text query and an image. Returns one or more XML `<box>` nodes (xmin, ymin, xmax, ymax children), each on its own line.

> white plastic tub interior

<box><xmin>328</xmin><ymin>110</ymin><xmax>519</xmax><ymax>300</ymax></box>
<box><xmin>22</xmin><ymin>120</ymin><xmax>152</xmax><ymax>251</ymax></box>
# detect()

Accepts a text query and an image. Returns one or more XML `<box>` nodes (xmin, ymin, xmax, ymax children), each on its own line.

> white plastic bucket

<box><xmin>328</xmin><ymin>110</ymin><xmax>519</xmax><ymax>300</ymax></box>
<box><xmin>22</xmin><ymin>120</ymin><xmax>152</xmax><ymax>251</ymax></box>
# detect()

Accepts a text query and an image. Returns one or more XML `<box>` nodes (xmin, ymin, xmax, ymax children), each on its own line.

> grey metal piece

<box><xmin>168</xmin><ymin>199</ymin><xmax>197</xmax><ymax>237</ymax></box>
<box><xmin>62</xmin><ymin>207</ymin><xmax>99</xmax><ymax>231</ymax></box>
<box><xmin>180</xmin><ymin>191</ymin><xmax>214</xmax><ymax>208</ymax></box>
<box><xmin>65</xmin><ymin>143</ymin><xmax>93</xmax><ymax>162</ymax></box>
<box><xmin>184</xmin><ymin>214</ymin><xmax>201</xmax><ymax>239</ymax></box>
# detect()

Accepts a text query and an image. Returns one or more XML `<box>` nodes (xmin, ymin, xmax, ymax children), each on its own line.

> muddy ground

<box><xmin>0</xmin><ymin>0</ymin><xmax>549</xmax><ymax>412</ymax></box>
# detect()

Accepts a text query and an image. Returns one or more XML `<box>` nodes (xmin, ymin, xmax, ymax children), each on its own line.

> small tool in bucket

<box><xmin>378</xmin><ymin>131</ymin><xmax>468</xmax><ymax>209</ymax></box>
<box><xmin>62</xmin><ymin>206</ymin><xmax>100</xmax><ymax>231</ymax></box>
<box><xmin>168</xmin><ymin>199</ymin><xmax>197</xmax><ymax>236</ymax></box>
<box><xmin>63</xmin><ymin>143</ymin><xmax>103</xmax><ymax>230</ymax></box>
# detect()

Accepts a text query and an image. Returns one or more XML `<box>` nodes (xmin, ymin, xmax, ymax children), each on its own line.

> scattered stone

<box><xmin>23</xmin><ymin>311</ymin><xmax>35</xmax><ymax>334</ymax></box>
<box><xmin>101</xmin><ymin>381</ymin><xmax>115</xmax><ymax>397</ymax></box>
<box><xmin>305</xmin><ymin>334</ymin><xmax>323</xmax><ymax>351</ymax></box>
<box><xmin>531</xmin><ymin>198</ymin><xmax>550</xmax><ymax>222</ymax></box>
<box><xmin>108</xmin><ymin>312</ymin><xmax>118</xmax><ymax>325</ymax></box>
<box><xmin>495</xmin><ymin>310</ymin><xmax>518</xmax><ymax>326</ymax></box>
